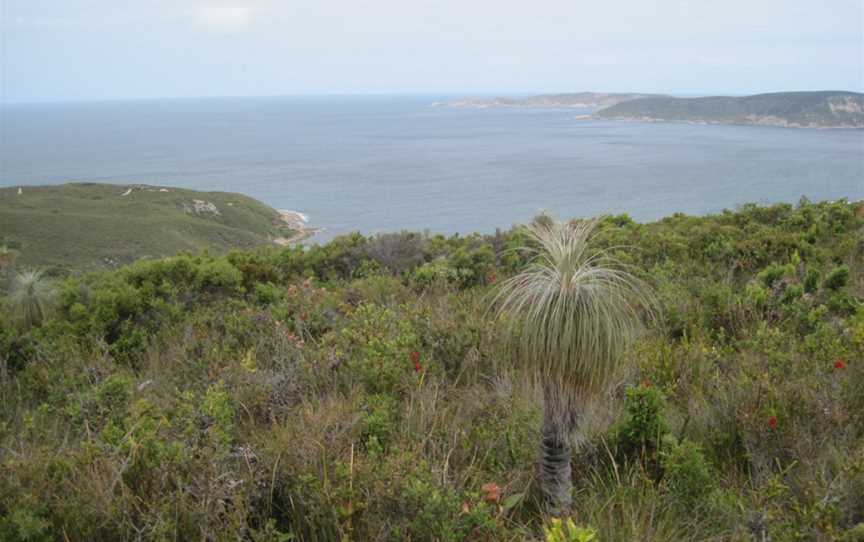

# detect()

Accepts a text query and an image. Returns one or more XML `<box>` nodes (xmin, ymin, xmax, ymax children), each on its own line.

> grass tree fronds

<box><xmin>8</xmin><ymin>269</ymin><xmax>55</xmax><ymax>331</ymax></box>
<box><xmin>492</xmin><ymin>216</ymin><xmax>656</xmax><ymax>395</ymax></box>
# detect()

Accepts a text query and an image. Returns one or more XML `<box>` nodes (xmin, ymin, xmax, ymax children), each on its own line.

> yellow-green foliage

<box><xmin>0</xmin><ymin>198</ymin><xmax>862</xmax><ymax>540</ymax></box>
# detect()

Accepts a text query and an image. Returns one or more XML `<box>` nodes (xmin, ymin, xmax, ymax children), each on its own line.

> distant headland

<box><xmin>439</xmin><ymin>90</ymin><xmax>864</xmax><ymax>129</ymax></box>
<box><xmin>434</xmin><ymin>92</ymin><xmax>664</xmax><ymax>109</ymax></box>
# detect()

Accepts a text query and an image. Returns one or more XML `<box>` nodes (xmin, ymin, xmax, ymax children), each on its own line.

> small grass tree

<box><xmin>492</xmin><ymin>216</ymin><xmax>653</xmax><ymax>514</ymax></box>
<box><xmin>8</xmin><ymin>269</ymin><xmax>55</xmax><ymax>331</ymax></box>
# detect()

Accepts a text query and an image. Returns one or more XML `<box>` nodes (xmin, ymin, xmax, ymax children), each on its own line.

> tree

<box><xmin>492</xmin><ymin>216</ymin><xmax>653</xmax><ymax>513</ymax></box>
<box><xmin>8</xmin><ymin>269</ymin><xmax>54</xmax><ymax>331</ymax></box>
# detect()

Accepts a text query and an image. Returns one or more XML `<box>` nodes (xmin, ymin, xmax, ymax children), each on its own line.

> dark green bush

<box><xmin>617</xmin><ymin>384</ymin><xmax>669</xmax><ymax>464</ymax></box>
<box><xmin>661</xmin><ymin>436</ymin><xmax>715</xmax><ymax>508</ymax></box>
<box><xmin>824</xmin><ymin>265</ymin><xmax>850</xmax><ymax>291</ymax></box>
<box><xmin>804</xmin><ymin>268</ymin><xmax>821</xmax><ymax>293</ymax></box>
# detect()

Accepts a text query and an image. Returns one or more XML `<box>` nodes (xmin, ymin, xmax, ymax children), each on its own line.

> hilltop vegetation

<box><xmin>595</xmin><ymin>91</ymin><xmax>864</xmax><ymax>128</ymax></box>
<box><xmin>0</xmin><ymin>183</ymin><xmax>298</xmax><ymax>273</ymax></box>
<box><xmin>1</xmin><ymin>199</ymin><xmax>863</xmax><ymax>540</ymax></box>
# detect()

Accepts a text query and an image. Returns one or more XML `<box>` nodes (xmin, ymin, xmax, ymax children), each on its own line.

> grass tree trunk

<box><xmin>539</xmin><ymin>381</ymin><xmax>580</xmax><ymax>515</ymax></box>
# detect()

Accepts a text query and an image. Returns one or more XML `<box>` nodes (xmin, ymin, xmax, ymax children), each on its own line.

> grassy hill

<box><xmin>1</xmin><ymin>198</ymin><xmax>862</xmax><ymax>540</ymax></box>
<box><xmin>0</xmin><ymin>183</ymin><xmax>297</xmax><ymax>272</ymax></box>
<box><xmin>595</xmin><ymin>91</ymin><xmax>864</xmax><ymax>128</ymax></box>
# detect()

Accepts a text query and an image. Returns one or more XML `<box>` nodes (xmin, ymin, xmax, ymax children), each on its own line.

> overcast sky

<box><xmin>2</xmin><ymin>0</ymin><xmax>862</xmax><ymax>102</ymax></box>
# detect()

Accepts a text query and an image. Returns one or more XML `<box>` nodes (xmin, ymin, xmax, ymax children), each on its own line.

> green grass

<box><xmin>0</xmin><ymin>183</ymin><xmax>295</xmax><ymax>272</ymax></box>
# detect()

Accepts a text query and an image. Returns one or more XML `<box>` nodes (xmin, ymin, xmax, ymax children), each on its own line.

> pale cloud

<box><xmin>195</xmin><ymin>5</ymin><xmax>253</xmax><ymax>32</ymax></box>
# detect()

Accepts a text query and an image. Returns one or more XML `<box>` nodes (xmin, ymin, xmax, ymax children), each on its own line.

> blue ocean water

<box><xmin>1</xmin><ymin>95</ymin><xmax>862</xmax><ymax>239</ymax></box>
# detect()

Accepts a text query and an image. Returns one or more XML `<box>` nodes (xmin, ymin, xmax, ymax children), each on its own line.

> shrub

<box><xmin>617</xmin><ymin>384</ymin><xmax>669</xmax><ymax>458</ymax></box>
<box><xmin>360</xmin><ymin>393</ymin><xmax>398</xmax><ymax>454</ymax></box>
<box><xmin>253</xmin><ymin>282</ymin><xmax>282</xmax><ymax>305</ymax></box>
<box><xmin>202</xmin><ymin>380</ymin><xmax>235</xmax><ymax>448</ymax></box>
<box><xmin>824</xmin><ymin>265</ymin><xmax>850</xmax><ymax>291</ymax></box>
<box><xmin>661</xmin><ymin>436</ymin><xmax>715</xmax><ymax>508</ymax></box>
<box><xmin>828</xmin><ymin>292</ymin><xmax>858</xmax><ymax>316</ymax></box>
<box><xmin>194</xmin><ymin>259</ymin><xmax>244</xmax><ymax>294</ymax></box>
<box><xmin>543</xmin><ymin>517</ymin><xmax>597</xmax><ymax>542</ymax></box>
<box><xmin>363</xmin><ymin>232</ymin><xmax>427</xmax><ymax>275</ymax></box>
<box><xmin>804</xmin><ymin>268</ymin><xmax>821</xmax><ymax>293</ymax></box>
<box><xmin>410</xmin><ymin>259</ymin><xmax>460</xmax><ymax>290</ymax></box>
<box><xmin>339</xmin><ymin>303</ymin><xmax>420</xmax><ymax>395</ymax></box>
<box><xmin>758</xmin><ymin>262</ymin><xmax>793</xmax><ymax>288</ymax></box>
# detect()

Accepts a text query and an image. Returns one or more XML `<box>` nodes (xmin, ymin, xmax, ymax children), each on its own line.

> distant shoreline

<box><xmin>274</xmin><ymin>210</ymin><xmax>323</xmax><ymax>245</ymax></box>
<box><xmin>439</xmin><ymin>90</ymin><xmax>864</xmax><ymax>129</ymax></box>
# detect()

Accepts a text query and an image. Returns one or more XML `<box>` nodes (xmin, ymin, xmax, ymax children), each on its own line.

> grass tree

<box><xmin>8</xmin><ymin>269</ymin><xmax>55</xmax><ymax>331</ymax></box>
<box><xmin>492</xmin><ymin>216</ymin><xmax>654</xmax><ymax>514</ymax></box>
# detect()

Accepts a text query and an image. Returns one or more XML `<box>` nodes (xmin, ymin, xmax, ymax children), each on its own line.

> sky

<box><xmin>1</xmin><ymin>0</ymin><xmax>862</xmax><ymax>102</ymax></box>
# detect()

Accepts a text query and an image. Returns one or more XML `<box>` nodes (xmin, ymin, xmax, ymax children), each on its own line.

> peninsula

<box><xmin>594</xmin><ymin>91</ymin><xmax>864</xmax><ymax>128</ymax></box>
<box><xmin>437</xmin><ymin>92</ymin><xmax>664</xmax><ymax>109</ymax></box>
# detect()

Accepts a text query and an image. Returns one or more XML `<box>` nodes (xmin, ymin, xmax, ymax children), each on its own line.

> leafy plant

<box><xmin>543</xmin><ymin>517</ymin><xmax>597</xmax><ymax>542</ymax></box>
<box><xmin>824</xmin><ymin>265</ymin><xmax>850</xmax><ymax>291</ymax></box>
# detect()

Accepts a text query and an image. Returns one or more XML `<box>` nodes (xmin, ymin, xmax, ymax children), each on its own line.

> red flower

<box><xmin>641</xmin><ymin>378</ymin><xmax>652</xmax><ymax>388</ymax></box>
<box><xmin>410</xmin><ymin>351</ymin><xmax>422</xmax><ymax>373</ymax></box>
<box><xmin>486</xmin><ymin>272</ymin><xmax>497</xmax><ymax>284</ymax></box>
<box><xmin>480</xmin><ymin>482</ymin><xmax>501</xmax><ymax>503</ymax></box>
<box><xmin>767</xmin><ymin>416</ymin><xmax>778</xmax><ymax>430</ymax></box>
<box><xmin>833</xmin><ymin>358</ymin><xmax>846</xmax><ymax>370</ymax></box>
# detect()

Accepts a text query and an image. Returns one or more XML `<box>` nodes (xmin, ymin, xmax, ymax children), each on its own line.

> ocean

<box><xmin>1</xmin><ymin>95</ymin><xmax>862</xmax><ymax>240</ymax></box>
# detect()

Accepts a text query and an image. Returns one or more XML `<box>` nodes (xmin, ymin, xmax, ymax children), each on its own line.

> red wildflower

<box><xmin>411</xmin><ymin>351</ymin><xmax>422</xmax><ymax>372</ymax></box>
<box><xmin>486</xmin><ymin>272</ymin><xmax>497</xmax><ymax>284</ymax></box>
<box><xmin>641</xmin><ymin>378</ymin><xmax>652</xmax><ymax>388</ymax></box>
<box><xmin>833</xmin><ymin>358</ymin><xmax>846</xmax><ymax>370</ymax></box>
<box><xmin>481</xmin><ymin>482</ymin><xmax>501</xmax><ymax>503</ymax></box>
<box><xmin>767</xmin><ymin>416</ymin><xmax>778</xmax><ymax>430</ymax></box>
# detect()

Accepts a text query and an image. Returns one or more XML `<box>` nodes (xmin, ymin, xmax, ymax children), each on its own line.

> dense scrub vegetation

<box><xmin>1</xmin><ymin>199</ymin><xmax>862</xmax><ymax>541</ymax></box>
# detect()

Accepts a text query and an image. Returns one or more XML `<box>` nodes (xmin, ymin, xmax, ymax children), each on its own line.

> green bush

<box><xmin>824</xmin><ymin>265</ymin><xmax>850</xmax><ymax>291</ymax></box>
<box><xmin>617</xmin><ymin>384</ymin><xmax>669</xmax><ymax>469</ymax></box>
<box><xmin>758</xmin><ymin>262</ymin><xmax>794</xmax><ymax>288</ymax></box>
<box><xmin>661</xmin><ymin>436</ymin><xmax>715</xmax><ymax>508</ymax></box>
<box><xmin>339</xmin><ymin>303</ymin><xmax>420</xmax><ymax>395</ymax></box>
<box><xmin>804</xmin><ymin>268</ymin><xmax>821</xmax><ymax>293</ymax></box>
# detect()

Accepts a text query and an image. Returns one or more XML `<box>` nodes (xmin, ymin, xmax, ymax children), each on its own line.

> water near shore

<box><xmin>2</xmin><ymin>95</ymin><xmax>862</xmax><ymax>240</ymax></box>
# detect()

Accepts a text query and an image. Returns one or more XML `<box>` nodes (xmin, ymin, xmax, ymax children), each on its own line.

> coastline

<box><xmin>585</xmin><ymin>115</ymin><xmax>864</xmax><ymax>130</ymax></box>
<box><xmin>274</xmin><ymin>209</ymin><xmax>322</xmax><ymax>245</ymax></box>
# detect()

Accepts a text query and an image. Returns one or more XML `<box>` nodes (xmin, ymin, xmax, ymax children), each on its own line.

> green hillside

<box><xmin>1</xmin><ymin>198</ymin><xmax>862</xmax><ymax>540</ymax></box>
<box><xmin>595</xmin><ymin>91</ymin><xmax>864</xmax><ymax>128</ymax></box>
<box><xmin>0</xmin><ymin>183</ymin><xmax>297</xmax><ymax>272</ymax></box>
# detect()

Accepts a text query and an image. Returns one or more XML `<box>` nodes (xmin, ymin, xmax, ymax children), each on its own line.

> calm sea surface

<box><xmin>2</xmin><ymin>95</ymin><xmax>862</xmax><ymax>239</ymax></box>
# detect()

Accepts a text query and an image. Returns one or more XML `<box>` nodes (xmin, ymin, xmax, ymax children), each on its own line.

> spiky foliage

<box><xmin>493</xmin><ymin>216</ymin><xmax>654</xmax><ymax>395</ymax></box>
<box><xmin>8</xmin><ymin>269</ymin><xmax>54</xmax><ymax>330</ymax></box>
<box><xmin>492</xmin><ymin>215</ymin><xmax>654</xmax><ymax>512</ymax></box>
